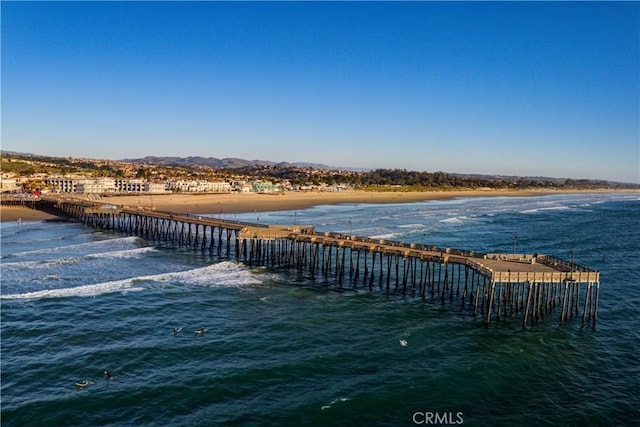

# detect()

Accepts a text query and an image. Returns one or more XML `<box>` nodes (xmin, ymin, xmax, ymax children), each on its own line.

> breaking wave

<box><xmin>1</xmin><ymin>262</ymin><xmax>263</xmax><ymax>300</ymax></box>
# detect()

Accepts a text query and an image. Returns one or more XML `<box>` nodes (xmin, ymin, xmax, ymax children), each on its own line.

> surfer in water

<box><xmin>173</xmin><ymin>327</ymin><xmax>180</xmax><ymax>335</ymax></box>
<box><xmin>104</xmin><ymin>370</ymin><xmax>112</xmax><ymax>380</ymax></box>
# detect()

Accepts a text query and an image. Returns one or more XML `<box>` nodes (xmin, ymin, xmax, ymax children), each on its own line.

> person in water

<box><xmin>173</xmin><ymin>327</ymin><xmax>179</xmax><ymax>335</ymax></box>
<box><xmin>104</xmin><ymin>370</ymin><xmax>112</xmax><ymax>380</ymax></box>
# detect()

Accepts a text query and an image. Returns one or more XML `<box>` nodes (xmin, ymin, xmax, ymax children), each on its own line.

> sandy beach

<box><xmin>0</xmin><ymin>206</ymin><xmax>58</xmax><ymax>223</ymax></box>
<box><xmin>1</xmin><ymin>189</ymin><xmax>634</xmax><ymax>223</ymax></box>
<box><xmin>99</xmin><ymin>189</ymin><xmax>578</xmax><ymax>215</ymax></box>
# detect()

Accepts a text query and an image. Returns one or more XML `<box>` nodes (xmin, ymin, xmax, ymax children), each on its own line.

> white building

<box><xmin>0</xmin><ymin>177</ymin><xmax>19</xmax><ymax>193</ymax></box>
<box><xmin>46</xmin><ymin>177</ymin><xmax>168</xmax><ymax>194</ymax></box>
<box><xmin>75</xmin><ymin>178</ymin><xmax>116</xmax><ymax>194</ymax></box>
<box><xmin>47</xmin><ymin>177</ymin><xmax>108</xmax><ymax>194</ymax></box>
<box><xmin>146</xmin><ymin>182</ymin><xmax>168</xmax><ymax>194</ymax></box>
<box><xmin>167</xmin><ymin>180</ymin><xmax>232</xmax><ymax>193</ymax></box>
<box><xmin>232</xmin><ymin>181</ymin><xmax>254</xmax><ymax>193</ymax></box>
<box><xmin>46</xmin><ymin>177</ymin><xmax>82</xmax><ymax>193</ymax></box>
<box><xmin>114</xmin><ymin>179</ymin><xmax>167</xmax><ymax>194</ymax></box>
<box><xmin>115</xmin><ymin>179</ymin><xmax>145</xmax><ymax>193</ymax></box>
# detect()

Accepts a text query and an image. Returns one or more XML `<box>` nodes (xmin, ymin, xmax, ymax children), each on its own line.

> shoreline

<box><xmin>101</xmin><ymin>189</ymin><xmax>554</xmax><ymax>215</ymax></box>
<box><xmin>1</xmin><ymin>189</ymin><xmax>636</xmax><ymax>223</ymax></box>
<box><xmin>0</xmin><ymin>206</ymin><xmax>58</xmax><ymax>223</ymax></box>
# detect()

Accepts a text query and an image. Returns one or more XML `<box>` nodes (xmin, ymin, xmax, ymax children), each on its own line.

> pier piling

<box><xmin>20</xmin><ymin>196</ymin><xmax>601</xmax><ymax>328</ymax></box>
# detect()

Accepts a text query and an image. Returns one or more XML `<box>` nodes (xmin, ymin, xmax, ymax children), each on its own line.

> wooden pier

<box><xmin>8</xmin><ymin>196</ymin><xmax>600</xmax><ymax>327</ymax></box>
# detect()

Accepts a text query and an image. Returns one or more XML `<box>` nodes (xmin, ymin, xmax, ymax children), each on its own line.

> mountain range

<box><xmin>2</xmin><ymin>151</ymin><xmax>637</xmax><ymax>186</ymax></box>
<box><xmin>120</xmin><ymin>156</ymin><xmax>364</xmax><ymax>171</ymax></box>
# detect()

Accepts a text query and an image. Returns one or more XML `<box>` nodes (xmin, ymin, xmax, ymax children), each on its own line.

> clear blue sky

<box><xmin>2</xmin><ymin>1</ymin><xmax>638</xmax><ymax>183</ymax></box>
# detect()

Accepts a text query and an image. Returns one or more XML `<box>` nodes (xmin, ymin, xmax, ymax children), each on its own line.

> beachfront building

<box><xmin>166</xmin><ymin>180</ymin><xmax>232</xmax><ymax>193</ymax></box>
<box><xmin>46</xmin><ymin>177</ymin><xmax>86</xmax><ymax>194</ymax></box>
<box><xmin>47</xmin><ymin>177</ymin><xmax>117</xmax><ymax>194</ymax></box>
<box><xmin>75</xmin><ymin>178</ymin><xmax>117</xmax><ymax>195</ymax></box>
<box><xmin>114</xmin><ymin>179</ymin><xmax>168</xmax><ymax>194</ymax></box>
<box><xmin>0</xmin><ymin>176</ymin><xmax>20</xmax><ymax>193</ymax></box>
<box><xmin>251</xmin><ymin>180</ymin><xmax>280</xmax><ymax>193</ymax></box>
<box><xmin>232</xmin><ymin>181</ymin><xmax>254</xmax><ymax>193</ymax></box>
<box><xmin>115</xmin><ymin>178</ymin><xmax>146</xmax><ymax>193</ymax></box>
<box><xmin>146</xmin><ymin>182</ymin><xmax>169</xmax><ymax>194</ymax></box>
<box><xmin>47</xmin><ymin>177</ymin><xmax>168</xmax><ymax>195</ymax></box>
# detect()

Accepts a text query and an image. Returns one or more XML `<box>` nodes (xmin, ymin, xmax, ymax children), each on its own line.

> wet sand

<box><xmin>0</xmin><ymin>206</ymin><xmax>58</xmax><ymax>223</ymax></box>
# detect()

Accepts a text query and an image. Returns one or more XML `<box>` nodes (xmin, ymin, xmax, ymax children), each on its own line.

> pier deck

<box><xmin>5</xmin><ymin>196</ymin><xmax>600</xmax><ymax>327</ymax></box>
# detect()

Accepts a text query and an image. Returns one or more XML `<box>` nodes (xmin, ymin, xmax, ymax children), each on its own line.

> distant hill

<box><xmin>448</xmin><ymin>172</ymin><xmax>636</xmax><ymax>187</ymax></box>
<box><xmin>120</xmin><ymin>156</ymin><xmax>363</xmax><ymax>171</ymax></box>
<box><xmin>448</xmin><ymin>172</ymin><xmax>568</xmax><ymax>185</ymax></box>
<box><xmin>2</xmin><ymin>151</ymin><xmax>637</xmax><ymax>187</ymax></box>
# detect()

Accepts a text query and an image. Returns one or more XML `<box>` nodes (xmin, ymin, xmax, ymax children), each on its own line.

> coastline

<box><xmin>0</xmin><ymin>206</ymin><xmax>58</xmax><ymax>223</ymax></box>
<box><xmin>94</xmin><ymin>188</ymin><xmax>635</xmax><ymax>215</ymax></box>
<box><xmin>1</xmin><ymin>189</ymin><xmax>635</xmax><ymax>223</ymax></box>
<box><xmin>100</xmin><ymin>189</ymin><xmax>552</xmax><ymax>215</ymax></box>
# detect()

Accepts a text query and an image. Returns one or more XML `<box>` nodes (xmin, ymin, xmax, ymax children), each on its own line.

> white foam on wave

<box><xmin>370</xmin><ymin>232</ymin><xmax>401</xmax><ymax>240</ymax></box>
<box><xmin>6</xmin><ymin>236</ymin><xmax>141</xmax><ymax>258</ymax></box>
<box><xmin>1</xmin><ymin>247</ymin><xmax>155</xmax><ymax>271</ymax></box>
<box><xmin>520</xmin><ymin>205</ymin><xmax>572</xmax><ymax>214</ymax></box>
<box><xmin>398</xmin><ymin>223</ymin><xmax>427</xmax><ymax>229</ymax></box>
<box><xmin>1</xmin><ymin>257</ymin><xmax>80</xmax><ymax>270</ymax></box>
<box><xmin>1</xmin><ymin>259</ymin><xmax>44</xmax><ymax>270</ymax></box>
<box><xmin>352</xmin><ymin>226</ymin><xmax>396</xmax><ymax>237</ymax></box>
<box><xmin>1</xmin><ymin>261</ymin><xmax>262</xmax><ymax>300</ymax></box>
<box><xmin>321</xmin><ymin>397</ymin><xmax>351</xmax><ymax>411</ymax></box>
<box><xmin>1</xmin><ymin>279</ymin><xmax>147</xmax><ymax>300</ymax></box>
<box><xmin>85</xmin><ymin>247</ymin><xmax>157</xmax><ymax>259</ymax></box>
<box><xmin>438</xmin><ymin>216</ymin><xmax>467</xmax><ymax>224</ymax></box>
<box><xmin>163</xmin><ymin>261</ymin><xmax>264</xmax><ymax>287</ymax></box>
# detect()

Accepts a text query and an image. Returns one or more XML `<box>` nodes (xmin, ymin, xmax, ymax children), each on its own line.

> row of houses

<box><xmin>0</xmin><ymin>175</ymin><xmax>285</xmax><ymax>195</ymax></box>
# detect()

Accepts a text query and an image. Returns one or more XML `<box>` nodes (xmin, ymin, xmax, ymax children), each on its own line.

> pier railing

<box><xmin>13</xmin><ymin>196</ymin><xmax>600</xmax><ymax>328</ymax></box>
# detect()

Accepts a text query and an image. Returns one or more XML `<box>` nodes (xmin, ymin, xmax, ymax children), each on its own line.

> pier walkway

<box><xmin>3</xmin><ymin>196</ymin><xmax>600</xmax><ymax>327</ymax></box>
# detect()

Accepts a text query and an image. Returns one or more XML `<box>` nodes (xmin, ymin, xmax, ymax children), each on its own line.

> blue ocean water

<box><xmin>1</xmin><ymin>193</ymin><xmax>639</xmax><ymax>426</ymax></box>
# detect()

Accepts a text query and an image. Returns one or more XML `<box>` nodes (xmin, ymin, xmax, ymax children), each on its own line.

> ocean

<box><xmin>1</xmin><ymin>193</ymin><xmax>639</xmax><ymax>426</ymax></box>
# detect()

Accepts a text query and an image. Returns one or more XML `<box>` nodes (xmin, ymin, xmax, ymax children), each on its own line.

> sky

<box><xmin>2</xmin><ymin>1</ymin><xmax>639</xmax><ymax>183</ymax></box>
